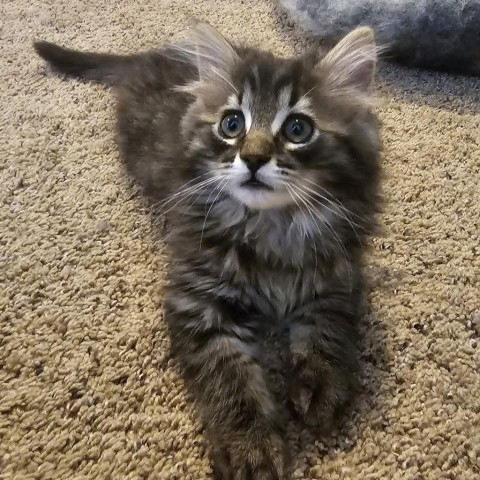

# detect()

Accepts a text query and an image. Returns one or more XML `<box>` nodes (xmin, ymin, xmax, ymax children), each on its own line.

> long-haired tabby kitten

<box><xmin>34</xmin><ymin>22</ymin><xmax>381</xmax><ymax>480</ymax></box>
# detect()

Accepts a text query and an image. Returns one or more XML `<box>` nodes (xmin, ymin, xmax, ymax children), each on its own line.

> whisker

<box><xmin>153</xmin><ymin>178</ymin><xmax>218</xmax><ymax>218</ymax></box>
<box><xmin>152</xmin><ymin>183</ymin><xmax>215</xmax><ymax>219</ymax></box>
<box><xmin>150</xmin><ymin>173</ymin><xmax>213</xmax><ymax>211</ymax></box>
<box><xmin>203</xmin><ymin>176</ymin><xmax>226</xmax><ymax>216</ymax></box>
<box><xmin>301</xmin><ymin>178</ymin><xmax>365</xmax><ymax>223</ymax></box>
<box><xmin>286</xmin><ymin>183</ymin><xmax>328</xmax><ymax>262</ymax></box>
<box><xmin>295</xmin><ymin>84</ymin><xmax>318</xmax><ymax>106</ymax></box>
<box><xmin>200</xmin><ymin>177</ymin><xmax>230</xmax><ymax>249</ymax></box>
<box><xmin>294</xmin><ymin>183</ymin><xmax>363</xmax><ymax>246</ymax></box>
<box><xmin>152</xmin><ymin>176</ymin><xmax>216</xmax><ymax>209</ymax></box>
<box><xmin>180</xmin><ymin>181</ymin><xmax>219</xmax><ymax>217</ymax></box>
<box><xmin>284</xmin><ymin>183</ymin><xmax>320</xmax><ymax>282</ymax></box>
<box><xmin>289</xmin><ymin>184</ymin><xmax>353</xmax><ymax>288</ymax></box>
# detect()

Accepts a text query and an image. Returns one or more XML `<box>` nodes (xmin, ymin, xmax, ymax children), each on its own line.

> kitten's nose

<box><xmin>241</xmin><ymin>155</ymin><xmax>270</xmax><ymax>175</ymax></box>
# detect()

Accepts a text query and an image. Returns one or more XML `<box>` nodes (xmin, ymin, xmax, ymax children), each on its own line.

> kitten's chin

<box><xmin>229</xmin><ymin>186</ymin><xmax>292</xmax><ymax>210</ymax></box>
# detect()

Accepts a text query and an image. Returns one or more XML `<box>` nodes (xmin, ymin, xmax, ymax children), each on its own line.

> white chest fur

<box><xmin>215</xmin><ymin>201</ymin><xmax>326</xmax><ymax>318</ymax></box>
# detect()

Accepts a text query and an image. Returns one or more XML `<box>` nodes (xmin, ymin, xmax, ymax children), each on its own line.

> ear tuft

<box><xmin>319</xmin><ymin>27</ymin><xmax>377</xmax><ymax>95</ymax></box>
<box><xmin>181</xmin><ymin>21</ymin><xmax>239</xmax><ymax>82</ymax></box>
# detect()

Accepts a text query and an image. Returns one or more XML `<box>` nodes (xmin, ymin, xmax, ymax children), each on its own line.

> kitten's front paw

<box><xmin>211</xmin><ymin>429</ymin><xmax>289</xmax><ymax>480</ymax></box>
<box><xmin>289</xmin><ymin>355</ymin><xmax>355</xmax><ymax>432</ymax></box>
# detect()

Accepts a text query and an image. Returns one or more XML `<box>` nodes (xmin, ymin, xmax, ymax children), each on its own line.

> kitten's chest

<box><xmin>217</xmin><ymin>204</ymin><xmax>325</xmax><ymax>318</ymax></box>
<box><xmin>225</xmin><ymin>237</ymin><xmax>323</xmax><ymax>320</ymax></box>
<box><xmin>248</xmin><ymin>265</ymin><xmax>320</xmax><ymax>319</ymax></box>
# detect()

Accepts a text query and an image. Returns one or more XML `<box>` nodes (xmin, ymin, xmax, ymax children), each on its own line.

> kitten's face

<box><xmin>180</xmin><ymin>25</ymin><xmax>379</xmax><ymax>212</ymax></box>
<box><xmin>205</xmin><ymin>58</ymin><xmax>329</xmax><ymax>211</ymax></box>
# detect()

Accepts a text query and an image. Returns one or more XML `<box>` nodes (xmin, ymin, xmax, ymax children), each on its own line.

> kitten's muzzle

<box><xmin>241</xmin><ymin>177</ymin><xmax>273</xmax><ymax>190</ymax></box>
<box><xmin>241</xmin><ymin>154</ymin><xmax>270</xmax><ymax>175</ymax></box>
<box><xmin>240</xmin><ymin>155</ymin><xmax>273</xmax><ymax>190</ymax></box>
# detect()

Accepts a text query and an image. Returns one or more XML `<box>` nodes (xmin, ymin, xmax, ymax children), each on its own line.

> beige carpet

<box><xmin>1</xmin><ymin>1</ymin><xmax>479</xmax><ymax>479</ymax></box>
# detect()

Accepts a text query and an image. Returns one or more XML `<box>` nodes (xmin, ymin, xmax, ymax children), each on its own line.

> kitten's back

<box><xmin>34</xmin><ymin>40</ymin><xmax>197</xmax><ymax>199</ymax></box>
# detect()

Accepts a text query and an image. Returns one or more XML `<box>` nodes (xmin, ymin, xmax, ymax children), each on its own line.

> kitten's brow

<box><xmin>290</xmin><ymin>95</ymin><xmax>315</xmax><ymax>117</ymax></box>
<box><xmin>271</xmin><ymin>84</ymin><xmax>293</xmax><ymax>135</ymax></box>
<box><xmin>227</xmin><ymin>94</ymin><xmax>241</xmax><ymax>109</ymax></box>
<box><xmin>240</xmin><ymin>83</ymin><xmax>254</xmax><ymax>132</ymax></box>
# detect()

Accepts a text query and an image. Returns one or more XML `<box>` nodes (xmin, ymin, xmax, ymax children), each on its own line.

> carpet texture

<box><xmin>1</xmin><ymin>1</ymin><xmax>479</xmax><ymax>479</ymax></box>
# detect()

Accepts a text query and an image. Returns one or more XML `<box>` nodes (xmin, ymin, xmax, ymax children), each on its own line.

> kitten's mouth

<box><xmin>241</xmin><ymin>178</ymin><xmax>273</xmax><ymax>190</ymax></box>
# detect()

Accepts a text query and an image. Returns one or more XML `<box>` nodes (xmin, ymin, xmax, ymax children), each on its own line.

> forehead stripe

<box><xmin>271</xmin><ymin>85</ymin><xmax>293</xmax><ymax>135</ymax></box>
<box><xmin>240</xmin><ymin>83</ymin><xmax>254</xmax><ymax>132</ymax></box>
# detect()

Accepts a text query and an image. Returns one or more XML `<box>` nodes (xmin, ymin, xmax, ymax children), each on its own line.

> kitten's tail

<box><xmin>34</xmin><ymin>41</ymin><xmax>140</xmax><ymax>86</ymax></box>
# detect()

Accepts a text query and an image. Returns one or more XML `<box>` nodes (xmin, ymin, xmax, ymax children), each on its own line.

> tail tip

<box><xmin>33</xmin><ymin>40</ymin><xmax>50</xmax><ymax>54</ymax></box>
<box><xmin>33</xmin><ymin>40</ymin><xmax>66</xmax><ymax>63</ymax></box>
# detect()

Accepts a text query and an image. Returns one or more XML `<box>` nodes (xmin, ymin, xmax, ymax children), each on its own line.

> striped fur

<box><xmin>34</xmin><ymin>22</ymin><xmax>382</xmax><ymax>479</ymax></box>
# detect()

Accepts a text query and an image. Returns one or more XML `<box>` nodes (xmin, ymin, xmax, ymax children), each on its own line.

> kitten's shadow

<box><xmin>376</xmin><ymin>64</ymin><xmax>480</xmax><ymax>115</ymax></box>
<box><xmin>287</xmin><ymin>265</ymin><xmax>396</xmax><ymax>475</ymax></box>
<box><xmin>272</xmin><ymin>3</ymin><xmax>480</xmax><ymax>115</ymax></box>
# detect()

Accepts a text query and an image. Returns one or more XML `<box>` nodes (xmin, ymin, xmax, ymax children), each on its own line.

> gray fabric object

<box><xmin>279</xmin><ymin>0</ymin><xmax>480</xmax><ymax>76</ymax></box>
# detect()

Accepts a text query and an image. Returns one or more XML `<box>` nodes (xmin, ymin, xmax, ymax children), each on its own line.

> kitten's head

<box><xmin>178</xmin><ymin>23</ymin><xmax>381</xmax><ymax>212</ymax></box>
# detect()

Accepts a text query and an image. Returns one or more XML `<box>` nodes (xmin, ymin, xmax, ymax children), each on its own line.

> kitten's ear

<box><xmin>318</xmin><ymin>27</ymin><xmax>377</xmax><ymax>95</ymax></box>
<box><xmin>189</xmin><ymin>21</ymin><xmax>239</xmax><ymax>81</ymax></box>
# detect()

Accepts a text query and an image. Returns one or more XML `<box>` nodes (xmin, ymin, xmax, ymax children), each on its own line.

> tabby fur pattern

<box><xmin>34</xmin><ymin>22</ymin><xmax>382</xmax><ymax>479</ymax></box>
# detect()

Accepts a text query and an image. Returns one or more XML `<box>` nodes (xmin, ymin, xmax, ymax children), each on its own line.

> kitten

<box><xmin>34</xmin><ymin>22</ymin><xmax>381</xmax><ymax>480</ymax></box>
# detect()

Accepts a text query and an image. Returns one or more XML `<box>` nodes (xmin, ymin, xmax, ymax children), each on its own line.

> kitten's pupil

<box><xmin>292</xmin><ymin>122</ymin><xmax>303</xmax><ymax>136</ymax></box>
<box><xmin>220</xmin><ymin>111</ymin><xmax>245</xmax><ymax>138</ymax></box>
<box><xmin>228</xmin><ymin>118</ymin><xmax>238</xmax><ymax>130</ymax></box>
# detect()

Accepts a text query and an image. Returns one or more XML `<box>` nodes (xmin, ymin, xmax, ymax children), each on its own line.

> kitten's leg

<box><xmin>288</xmin><ymin>290</ymin><xmax>360</xmax><ymax>432</ymax></box>
<box><xmin>165</xmin><ymin>294</ymin><xmax>288</xmax><ymax>480</ymax></box>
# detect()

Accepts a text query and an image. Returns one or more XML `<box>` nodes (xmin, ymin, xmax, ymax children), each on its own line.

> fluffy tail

<box><xmin>34</xmin><ymin>41</ymin><xmax>140</xmax><ymax>86</ymax></box>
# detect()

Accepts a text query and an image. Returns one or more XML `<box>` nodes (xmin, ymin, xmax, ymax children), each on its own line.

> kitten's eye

<box><xmin>219</xmin><ymin>111</ymin><xmax>245</xmax><ymax>138</ymax></box>
<box><xmin>282</xmin><ymin>116</ymin><xmax>314</xmax><ymax>144</ymax></box>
